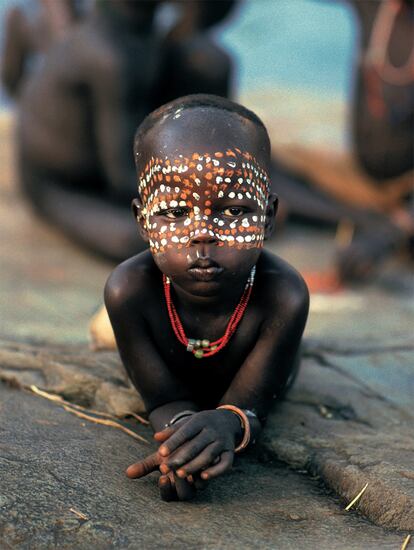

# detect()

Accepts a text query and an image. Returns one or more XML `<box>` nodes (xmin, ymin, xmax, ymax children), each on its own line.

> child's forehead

<box><xmin>141</xmin><ymin>106</ymin><xmax>270</xmax><ymax>166</ymax></box>
<box><xmin>138</xmin><ymin>149</ymin><xmax>270</xmax><ymax>201</ymax></box>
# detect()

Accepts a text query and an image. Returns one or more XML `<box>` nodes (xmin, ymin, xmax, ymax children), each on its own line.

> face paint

<box><xmin>137</xmin><ymin>149</ymin><xmax>270</xmax><ymax>255</ymax></box>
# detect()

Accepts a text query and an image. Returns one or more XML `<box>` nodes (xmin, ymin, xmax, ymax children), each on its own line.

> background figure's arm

<box><xmin>219</xmin><ymin>273</ymin><xmax>309</xmax><ymax>436</ymax></box>
<box><xmin>87</xmin><ymin>46</ymin><xmax>141</xmax><ymax>203</ymax></box>
<box><xmin>1</xmin><ymin>7</ymin><xmax>31</xmax><ymax>97</ymax></box>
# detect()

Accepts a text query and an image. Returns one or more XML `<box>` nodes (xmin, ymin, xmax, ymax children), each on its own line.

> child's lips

<box><xmin>188</xmin><ymin>266</ymin><xmax>224</xmax><ymax>281</ymax></box>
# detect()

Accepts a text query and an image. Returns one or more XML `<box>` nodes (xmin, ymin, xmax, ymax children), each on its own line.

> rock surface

<box><xmin>0</xmin><ymin>339</ymin><xmax>144</xmax><ymax>417</ymax></box>
<box><xmin>263</xmin><ymin>346</ymin><xmax>414</xmax><ymax>531</ymax></box>
<box><xmin>0</xmin><ymin>382</ymin><xmax>406</xmax><ymax>549</ymax></box>
<box><xmin>1</xmin><ymin>112</ymin><xmax>413</xmax><ymax>547</ymax></box>
<box><xmin>1</xmin><ymin>337</ymin><xmax>413</xmax><ymax>533</ymax></box>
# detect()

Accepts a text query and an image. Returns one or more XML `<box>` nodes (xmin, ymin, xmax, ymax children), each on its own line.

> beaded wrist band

<box><xmin>217</xmin><ymin>404</ymin><xmax>251</xmax><ymax>453</ymax></box>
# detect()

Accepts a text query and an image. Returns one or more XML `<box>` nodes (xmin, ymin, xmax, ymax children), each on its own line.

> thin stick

<box><xmin>29</xmin><ymin>385</ymin><xmax>149</xmax><ymax>424</ymax></box>
<box><xmin>129</xmin><ymin>412</ymin><xmax>150</xmax><ymax>425</ymax></box>
<box><xmin>69</xmin><ymin>507</ymin><xmax>88</xmax><ymax>521</ymax></box>
<box><xmin>62</xmin><ymin>405</ymin><xmax>149</xmax><ymax>444</ymax></box>
<box><xmin>401</xmin><ymin>535</ymin><xmax>411</xmax><ymax>550</ymax></box>
<box><xmin>345</xmin><ymin>482</ymin><xmax>369</xmax><ymax>511</ymax></box>
<box><xmin>30</xmin><ymin>385</ymin><xmax>64</xmax><ymax>403</ymax></box>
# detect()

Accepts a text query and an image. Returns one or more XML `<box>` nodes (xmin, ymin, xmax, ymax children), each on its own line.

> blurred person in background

<box><xmin>1</xmin><ymin>0</ymin><xmax>88</xmax><ymax>98</ymax></box>
<box><xmin>1</xmin><ymin>0</ymin><xmax>236</xmax><ymax>262</ymax></box>
<box><xmin>273</xmin><ymin>0</ymin><xmax>413</xmax><ymax>282</ymax></box>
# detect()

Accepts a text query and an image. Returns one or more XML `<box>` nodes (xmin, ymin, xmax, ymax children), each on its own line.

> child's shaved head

<box><xmin>133</xmin><ymin>94</ymin><xmax>271</xmax><ymax>176</ymax></box>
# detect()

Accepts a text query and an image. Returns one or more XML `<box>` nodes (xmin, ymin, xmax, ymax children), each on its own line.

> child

<box><xmin>105</xmin><ymin>94</ymin><xmax>309</xmax><ymax>501</ymax></box>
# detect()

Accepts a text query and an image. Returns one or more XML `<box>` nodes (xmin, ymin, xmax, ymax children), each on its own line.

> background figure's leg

<box><xmin>272</xmin><ymin>165</ymin><xmax>410</xmax><ymax>280</ymax></box>
<box><xmin>21</xmin><ymin>177</ymin><xmax>146</xmax><ymax>263</ymax></box>
<box><xmin>271</xmin><ymin>165</ymin><xmax>346</xmax><ymax>227</ymax></box>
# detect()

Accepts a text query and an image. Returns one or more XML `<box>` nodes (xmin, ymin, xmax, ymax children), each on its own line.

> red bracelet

<box><xmin>217</xmin><ymin>404</ymin><xmax>251</xmax><ymax>453</ymax></box>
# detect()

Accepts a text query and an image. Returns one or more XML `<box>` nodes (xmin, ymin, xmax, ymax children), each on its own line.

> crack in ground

<box><xmin>45</xmin><ymin>468</ymin><xmax>87</xmax><ymax>493</ymax></box>
<box><xmin>284</xmin><ymin>397</ymin><xmax>374</xmax><ymax>428</ymax></box>
<box><xmin>303</xmin><ymin>351</ymin><xmax>406</xmax><ymax>415</ymax></box>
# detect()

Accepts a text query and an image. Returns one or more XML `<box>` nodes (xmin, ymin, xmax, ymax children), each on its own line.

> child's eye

<box><xmin>163</xmin><ymin>208</ymin><xmax>189</xmax><ymax>219</ymax></box>
<box><xmin>222</xmin><ymin>206</ymin><xmax>245</xmax><ymax>217</ymax></box>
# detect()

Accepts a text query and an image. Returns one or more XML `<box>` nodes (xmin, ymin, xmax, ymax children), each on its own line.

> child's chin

<box><xmin>185</xmin><ymin>278</ymin><xmax>224</xmax><ymax>297</ymax></box>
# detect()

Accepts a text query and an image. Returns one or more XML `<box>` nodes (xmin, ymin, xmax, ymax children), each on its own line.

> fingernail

<box><xmin>176</xmin><ymin>469</ymin><xmax>186</xmax><ymax>478</ymax></box>
<box><xmin>201</xmin><ymin>472</ymin><xmax>209</xmax><ymax>480</ymax></box>
<box><xmin>159</xmin><ymin>446</ymin><xmax>169</xmax><ymax>457</ymax></box>
<box><xmin>159</xmin><ymin>463</ymin><xmax>169</xmax><ymax>474</ymax></box>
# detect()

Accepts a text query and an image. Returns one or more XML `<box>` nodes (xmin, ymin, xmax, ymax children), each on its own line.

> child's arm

<box><xmin>129</xmin><ymin>266</ymin><xmax>309</xmax><ymax>483</ymax></box>
<box><xmin>105</xmin><ymin>261</ymin><xmax>213</xmax><ymax>500</ymax></box>
<box><xmin>104</xmin><ymin>261</ymin><xmax>201</xmax><ymax>425</ymax></box>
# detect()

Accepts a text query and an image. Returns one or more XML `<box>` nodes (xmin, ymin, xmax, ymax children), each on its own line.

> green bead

<box><xmin>210</xmin><ymin>345</ymin><xmax>218</xmax><ymax>351</ymax></box>
<box><xmin>194</xmin><ymin>349</ymin><xmax>204</xmax><ymax>359</ymax></box>
<box><xmin>201</xmin><ymin>339</ymin><xmax>210</xmax><ymax>348</ymax></box>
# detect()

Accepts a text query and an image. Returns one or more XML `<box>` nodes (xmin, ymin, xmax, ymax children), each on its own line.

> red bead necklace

<box><xmin>163</xmin><ymin>266</ymin><xmax>256</xmax><ymax>359</ymax></box>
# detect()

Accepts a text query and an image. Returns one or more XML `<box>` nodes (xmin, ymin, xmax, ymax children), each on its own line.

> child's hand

<box><xmin>154</xmin><ymin>409</ymin><xmax>241</xmax><ymax>481</ymax></box>
<box><xmin>126</xmin><ymin>449</ymin><xmax>204</xmax><ymax>501</ymax></box>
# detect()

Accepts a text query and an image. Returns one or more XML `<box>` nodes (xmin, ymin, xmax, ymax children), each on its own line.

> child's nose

<box><xmin>190</xmin><ymin>230</ymin><xmax>218</xmax><ymax>246</ymax></box>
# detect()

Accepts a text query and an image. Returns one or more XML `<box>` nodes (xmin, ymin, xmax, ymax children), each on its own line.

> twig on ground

<box><xmin>29</xmin><ymin>385</ymin><xmax>148</xmax><ymax>424</ymax></box>
<box><xmin>29</xmin><ymin>385</ymin><xmax>149</xmax><ymax>443</ymax></box>
<box><xmin>69</xmin><ymin>507</ymin><xmax>89</xmax><ymax>521</ymax></box>
<box><xmin>62</xmin><ymin>405</ymin><xmax>149</xmax><ymax>444</ymax></box>
<box><xmin>129</xmin><ymin>411</ymin><xmax>150</xmax><ymax>425</ymax></box>
<box><xmin>345</xmin><ymin>482</ymin><xmax>369</xmax><ymax>511</ymax></box>
<box><xmin>401</xmin><ymin>534</ymin><xmax>411</xmax><ymax>550</ymax></box>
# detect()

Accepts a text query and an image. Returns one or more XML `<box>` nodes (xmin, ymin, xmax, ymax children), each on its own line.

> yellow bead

<box><xmin>201</xmin><ymin>339</ymin><xmax>210</xmax><ymax>348</ymax></box>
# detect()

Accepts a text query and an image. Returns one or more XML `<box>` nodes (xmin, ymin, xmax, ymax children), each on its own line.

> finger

<box><xmin>158</xmin><ymin>420</ymin><xmax>203</xmax><ymax>457</ymax></box>
<box><xmin>200</xmin><ymin>451</ymin><xmax>234</xmax><ymax>480</ymax></box>
<box><xmin>176</xmin><ymin>442</ymin><xmax>222</xmax><ymax>477</ymax></box>
<box><xmin>126</xmin><ymin>452</ymin><xmax>160</xmax><ymax>478</ymax></box>
<box><xmin>154</xmin><ymin>426</ymin><xmax>178</xmax><ymax>442</ymax></box>
<box><xmin>158</xmin><ymin>474</ymin><xmax>177</xmax><ymax>502</ymax></box>
<box><xmin>174</xmin><ymin>475</ymin><xmax>196</xmax><ymax>501</ymax></box>
<box><xmin>165</xmin><ymin>429</ymin><xmax>215</xmax><ymax>471</ymax></box>
<box><xmin>159</xmin><ymin>462</ymin><xmax>170</xmax><ymax>475</ymax></box>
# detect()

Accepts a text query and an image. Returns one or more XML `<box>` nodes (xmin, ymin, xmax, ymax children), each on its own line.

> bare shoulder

<box><xmin>256</xmin><ymin>250</ymin><xmax>309</xmax><ymax>318</ymax></box>
<box><xmin>104</xmin><ymin>250</ymin><xmax>158</xmax><ymax>315</ymax></box>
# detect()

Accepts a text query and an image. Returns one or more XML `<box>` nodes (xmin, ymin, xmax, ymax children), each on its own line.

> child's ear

<box><xmin>131</xmin><ymin>198</ymin><xmax>149</xmax><ymax>243</ymax></box>
<box><xmin>264</xmin><ymin>193</ymin><xmax>278</xmax><ymax>240</ymax></box>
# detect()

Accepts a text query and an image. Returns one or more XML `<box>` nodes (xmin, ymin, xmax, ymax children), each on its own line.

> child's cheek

<box><xmin>146</xmin><ymin>215</ymin><xmax>265</xmax><ymax>254</ymax></box>
<box><xmin>217</xmin><ymin>214</ymin><xmax>265</xmax><ymax>248</ymax></box>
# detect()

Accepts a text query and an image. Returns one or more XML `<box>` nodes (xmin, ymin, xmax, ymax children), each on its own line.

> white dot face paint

<box><xmin>137</xmin><ymin>149</ymin><xmax>270</xmax><ymax>254</ymax></box>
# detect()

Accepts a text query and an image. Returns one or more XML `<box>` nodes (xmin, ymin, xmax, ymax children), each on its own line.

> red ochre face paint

<box><xmin>137</xmin><ymin>149</ymin><xmax>270</xmax><ymax>255</ymax></box>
